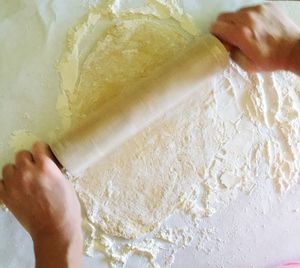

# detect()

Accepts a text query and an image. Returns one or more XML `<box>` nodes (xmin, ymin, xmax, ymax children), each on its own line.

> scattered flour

<box><xmin>5</xmin><ymin>0</ymin><xmax>300</xmax><ymax>266</ymax></box>
<box><xmin>54</xmin><ymin>0</ymin><xmax>300</xmax><ymax>266</ymax></box>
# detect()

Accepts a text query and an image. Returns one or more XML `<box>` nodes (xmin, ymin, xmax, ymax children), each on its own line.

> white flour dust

<box><xmin>6</xmin><ymin>0</ymin><xmax>300</xmax><ymax>266</ymax></box>
<box><xmin>55</xmin><ymin>1</ymin><xmax>300</xmax><ymax>266</ymax></box>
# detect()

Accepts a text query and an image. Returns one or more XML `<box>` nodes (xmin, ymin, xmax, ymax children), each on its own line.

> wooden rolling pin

<box><xmin>51</xmin><ymin>34</ymin><xmax>229</xmax><ymax>176</ymax></box>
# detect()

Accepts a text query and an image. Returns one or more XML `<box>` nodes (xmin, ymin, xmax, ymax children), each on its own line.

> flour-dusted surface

<box><xmin>1</xmin><ymin>1</ymin><xmax>300</xmax><ymax>268</ymax></box>
<box><xmin>59</xmin><ymin>5</ymin><xmax>198</xmax><ymax>239</ymax></box>
<box><xmin>55</xmin><ymin>0</ymin><xmax>300</xmax><ymax>266</ymax></box>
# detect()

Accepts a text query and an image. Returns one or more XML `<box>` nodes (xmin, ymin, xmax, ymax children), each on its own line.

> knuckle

<box><xmin>238</xmin><ymin>26</ymin><xmax>251</xmax><ymax>39</ymax></box>
<box><xmin>19</xmin><ymin>168</ymin><xmax>31</xmax><ymax>179</ymax></box>
<box><xmin>16</xmin><ymin>150</ymin><xmax>25</xmax><ymax>158</ymax></box>
<box><xmin>241</xmin><ymin>26</ymin><xmax>248</xmax><ymax>35</ymax></box>
<box><xmin>244</xmin><ymin>11</ymin><xmax>256</xmax><ymax>23</ymax></box>
<box><xmin>32</xmin><ymin>141</ymin><xmax>40</xmax><ymax>151</ymax></box>
<box><xmin>254</xmin><ymin>4</ymin><xmax>265</xmax><ymax>12</ymax></box>
<box><xmin>33</xmin><ymin>141</ymin><xmax>45</xmax><ymax>150</ymax></box>
<box><xmin>217</xmin><ymin>12</ymin><xmax>229</xmax><ymax>20</ymax></box>
<box><xmin>16</xmin><ymin>150</ymin><xmax>30</xmax><ymax>160</ymax></box>
<box><xmin>3</xmin><ymin>164</ymin><xmax>10</xmax><ymax>173</ymax></box>
<box><xmin>2</xmin><ymin>164</ymin><xmax>14</xmax><ymax>177</ymax></box>
<box><xmin>38</xmin><ymin>157</ymin><xmax>51</xmax><ymax>172</ymax></box>
<box><xmin>33</xmin><ymin>141</ymin><xmax>46</xmax><ymax>153</ymax></box>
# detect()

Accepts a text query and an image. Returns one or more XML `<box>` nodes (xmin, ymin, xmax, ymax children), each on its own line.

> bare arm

<box><xmin>34</xmin><ymin>232</ymin><xmax>83</xmax><ymax>268</ymax></box>
<box><xmin>289</xmin><ymin>39</ymin><xmax>300</xmax><ymax>75</ymax></box>
<box><xmin>0</xmin><ymin>142</ymin><xmax>83</xmax><ymax>268</ymax></box>
<box><xmin>211</xmin><ymin>3</ymin><xmax>300</xmax><ymax>75</ymax></box>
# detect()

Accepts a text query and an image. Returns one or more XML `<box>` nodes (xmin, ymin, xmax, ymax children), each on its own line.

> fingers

<box><xmin>32</xmin><ymin>142</ymin><xmax>53</xmax><ymax>163</ymax></box>
<box><xmin>0</xmin><ymin>180</ymin><xmax>5</xmax><ymax>201</ymax></box>
<box><xmin>211</xmin><ymin>20</ymin><xmax>252</xmax><ymax>47</ymax></box>
<box><xmin>2</xmin><ymin>164</ymin><xmax>16</xmax><ymax>179</ymax></box>
<box><xmin>15</xmin><ymin>150</ymin><xmax>34</xmax><ymax>168</ymax></box>
<box><xmin>217</xmin><ymin>12</ymin><xmax>245</xmax><ymax>25</ymax></box>
<box><xmin>1</xmin><ymin>164</ymin><xmax>16</xmax><ymax>200</ymax></box>
<box><xmin>231</xmin><ymin>50</ymin><xmax>258</xmax><ymax>73</ymax></box>
<box><xmin>211</xmin><ymin>20</ymin><xmax>258</xmax><ymax>59</ymax></box>
<box><xmin>32</xmin><ymin>142</ymin><xmax>62</xmax><ymax>169</ymax></box>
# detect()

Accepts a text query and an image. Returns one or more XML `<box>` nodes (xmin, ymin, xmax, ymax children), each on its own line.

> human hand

<box><xmin>0</xmin><ymin>142</ymin><xmax>82</xmax><ymax>268</ymax></box>
<box><xmin>211</xmin><ymin>3</ymin><xmax>300</xmax><ymax>73</ymax></box>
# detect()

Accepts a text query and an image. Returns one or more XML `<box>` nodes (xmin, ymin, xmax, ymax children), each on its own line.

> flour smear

<box><xmin>6</xmin><ymin>0</ymin><xmax>299</xmax><ymax>266</ymax></box>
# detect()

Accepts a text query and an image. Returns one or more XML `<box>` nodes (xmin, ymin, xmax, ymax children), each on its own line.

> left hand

<box><xmin>0</xmin><ymin>142</ymin><xmax>82</xmax><ymax>243</ymax></box>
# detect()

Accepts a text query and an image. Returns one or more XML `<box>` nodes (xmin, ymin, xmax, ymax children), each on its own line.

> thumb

<box><xmin>231</xmin><ymin>49</ymin><xmax>258</xmax><ymax>73</ymax></box>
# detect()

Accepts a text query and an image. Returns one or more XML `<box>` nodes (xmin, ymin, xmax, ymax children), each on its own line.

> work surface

<box><xmin>1</xmin><ymin>1</ymin><xmax>300</xmax><ymax>267</ymax></box>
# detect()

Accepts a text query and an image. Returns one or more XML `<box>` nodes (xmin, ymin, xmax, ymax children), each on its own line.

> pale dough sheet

<box><xmin>55</xmin><ymin>1</ymin><xmax>300</xmax><ymax>265</ymax></box>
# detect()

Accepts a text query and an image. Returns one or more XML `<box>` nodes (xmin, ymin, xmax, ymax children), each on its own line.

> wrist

<box><xmin>32</xmin><ymin>223</ymin><xmax>82</xmax><ymax>243</ymax></box>
<box><xmin>287</xmin><ymin>37</ymin><xmax>300</xmax><ymax>74</ymax></box>
<box><xmin>33</xmin><ymin>228</ymin><xmax>83</xmax><ymax>249</ymax></box>
<box><xmin>33</xmin><ymin>227</ymin><xmax>83</xmax><ymax>268</ymax></box>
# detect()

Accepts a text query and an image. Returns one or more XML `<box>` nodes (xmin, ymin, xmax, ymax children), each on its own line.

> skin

<box><xmin>0</xmin><ymin>142</ymin><xmax>82</xmax><ymax>268</ymax></box>
<box><xmin>211</xmin><ymin>3</ymin><xmax>300</xmax><ymax>75</ymax></box>
<box><xmin>0</xmin><ymin>4</ymin><xmax>299</xmax><ymax>268</ymax></box>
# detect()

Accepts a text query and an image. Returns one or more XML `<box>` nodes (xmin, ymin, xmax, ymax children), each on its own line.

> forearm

<box><xmin>34</xmin><ymin>231</ymin><xmax>83</xmax><ymax>268</ymax></box>
<box><xmin>288</xmin><ymin>38</ymin><xmax>300</xmax><ymax>75</ymax></box>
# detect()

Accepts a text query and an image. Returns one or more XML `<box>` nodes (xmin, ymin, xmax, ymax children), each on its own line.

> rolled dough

<box><xmin>57</xmin><ymin>0</ymin><xmax>300</xmax><ymax>256</ymax></box>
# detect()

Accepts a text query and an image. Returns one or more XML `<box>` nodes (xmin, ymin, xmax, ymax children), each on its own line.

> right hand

<box><xmin>211</xmin><ymin>3</ymin><xmax>300</xmax><ymax>72</ymax></box>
